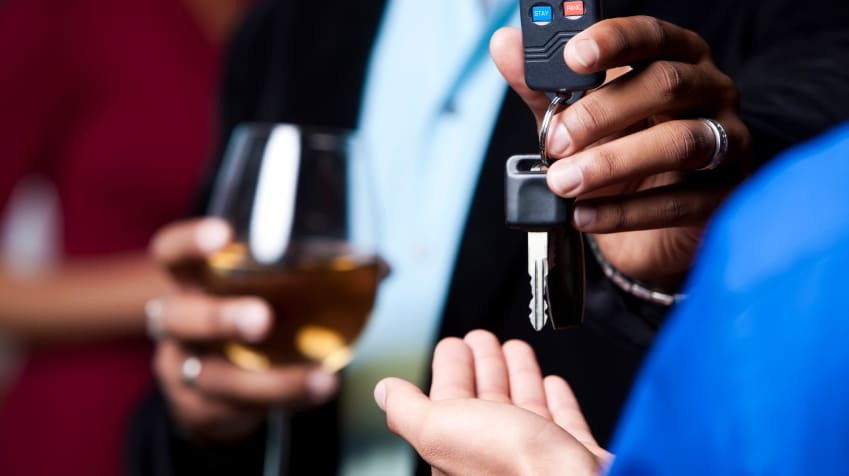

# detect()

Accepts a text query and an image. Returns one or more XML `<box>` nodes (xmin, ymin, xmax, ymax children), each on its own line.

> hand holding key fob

<box><xmin>505</xmin><ymin>1</ymin><xmax>606</xmax><ymax>331</ymax></box>
<box><xmin>520</xmin><ymin>0</ymin><xmax>604</xmax><ymax>94</ymax></box>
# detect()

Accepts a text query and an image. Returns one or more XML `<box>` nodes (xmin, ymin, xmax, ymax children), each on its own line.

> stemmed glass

<box><xmin>187</xmin><ymin>123</ymin><xmax>380</xmax><ymax>474</ymax></box>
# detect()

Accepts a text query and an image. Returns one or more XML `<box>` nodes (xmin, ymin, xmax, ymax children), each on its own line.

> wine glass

<box><xmin>200</xmin><ymin>123</ymin><xmax>380</xmax><ymax>372</ymax></box>
<box><xmin>187</xmin><ymin>123</ymin><xmax>380</xmax><ymax>474</ymax></box>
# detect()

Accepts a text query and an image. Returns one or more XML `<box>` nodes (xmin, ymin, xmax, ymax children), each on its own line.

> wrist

<box><xmin>586</xmin><ymin>235</ymin><xmax>687</xmax><ymax>306</ymax></box>
<box><xmin>519</xmin><ymin>425</ymin><xmax>606</xmax><ymax>476</ymax></box>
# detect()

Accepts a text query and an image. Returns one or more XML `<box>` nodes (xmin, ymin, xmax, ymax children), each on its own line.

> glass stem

<box><xmin>263</xmin><ymin>407</ymin><xmax>289</xmax><ymax>476</ymax></box>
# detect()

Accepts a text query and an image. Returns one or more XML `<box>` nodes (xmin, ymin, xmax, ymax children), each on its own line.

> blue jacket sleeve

<box><xmin>608</xmin><ymin>124</ymin><xmax>849</xmax><ymax>475</ymax></box>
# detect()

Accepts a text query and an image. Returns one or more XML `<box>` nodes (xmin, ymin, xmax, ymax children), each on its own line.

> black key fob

<box><xmin>519</xmin><ymin>0</ymin><xmax>605</xmax><ymax>94</ymax></box>
<box><xmin>505</xmin><ymin>155</ymin><xmax>571</xmax><ymax>232</ymax></box>
<box><xmin>505</xmin><ymin>155</ymin><xmax>585</xmax><ymax>330</ymax></box>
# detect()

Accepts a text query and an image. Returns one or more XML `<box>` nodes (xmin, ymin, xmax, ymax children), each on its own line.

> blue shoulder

<box><xmin>706</xmin><ymin>123</ymin><xmax>849</xmax><ymax>293</ymax></box>
<box><xmin>608</xmin><ymin>123</ymin><xmax>849</xmax><ymax>475</ymax></box>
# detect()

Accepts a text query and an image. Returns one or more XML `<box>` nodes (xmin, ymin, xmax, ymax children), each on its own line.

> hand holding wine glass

<box><xmin>146</xmin><ymin>124</ymin><xmax>380</xmax><ymax>443</ymax></box>
<box><xmin>148</xmin><ymin>217</ymin><xmax>340</xmax><ymax>442</ymax></box>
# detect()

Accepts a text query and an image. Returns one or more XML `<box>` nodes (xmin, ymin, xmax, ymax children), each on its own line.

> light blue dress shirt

<box><xmin>341</xmin><ymin>0</ymin><xmax>519</xmax><ymax>474</ymax></box>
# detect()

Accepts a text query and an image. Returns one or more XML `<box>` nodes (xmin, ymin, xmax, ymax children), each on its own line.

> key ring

<box><xmin>538</xmin><ymin>91</ymin><xmax>584</xmax><ymax>166</ymax></box>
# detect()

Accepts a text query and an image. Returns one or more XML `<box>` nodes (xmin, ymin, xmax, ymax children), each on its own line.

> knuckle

<box><xmin>664</xmin><ymin>122</ymin><xmax>705</xmax><ymax>168</ymax></box>
<box><xmin>209</xmin><ymin>297</ymin><xmax>248</xmax><ymax>337</ymax></box>
<box><xmin>647</xmin><ymin>16</ymin><xmax>667</xmax><ymax>44</ymax></box>
<box><xmin>613</xmin><ymin>205</ymin><xmax>630</xmax><ymax>230</ymax></box>
<box><xmin>632</xmin><ymin>16</ymin><xmax>666</xmax><ymax>46</ymax></box>
<box><xmin>591</xmin><ymin>18</ymin><xmax>631</xmax><ymax>56</ymax></box>
<box><xmin>474</xmin><ymin>353</ymin><xmax>505</xmax><ymax>370</ymax></box>
<box><xmin>664</xmin><ymin>197</ymin><xmax>687</xmax><ymax>222</ymax></box>
<box><xmin>155</xmin><ymin>299</ymin><xmax>177</xmax><ymax>335</ymax></box>
<box><xmin>208</xmin><ymin>302</ymin><xmax>232</xmax><ymax>335</ymax></box>
<box><xmin>477</xmin><ymin>391</ymin><xmax>510</xmax><ymax>403</ymax></box>
<box><xmin>526</xmin><ymin>404</ymin><xmax>552</xmax><ymax>418</ymax></box>
<box><xmin>169</xmin><ymin>296</ymin><xmax>210</xmax><ymax>337</ymax></box>
<box><xmin>600</xmin><ymin>203</ymin><xmax>630</xmax><ymax>231</ymax></box>
<box><xmin>569</xmin><ymin>95</ymin><xmax>611</xmax><ymax>134</ymax></box>
<box><xmin>651</xmin><ymin>61</ymin><xmax>687</xmax><ymax>101</ymax></box>
<box><xmin>507</xmin><ymin>364</ymin><xmax>540</xmax><ymax>383</ymax></box>
<box><xmin>586</xmin><ymin>147</ymin><xmax>619</xmax><ymax>184</ymax></box>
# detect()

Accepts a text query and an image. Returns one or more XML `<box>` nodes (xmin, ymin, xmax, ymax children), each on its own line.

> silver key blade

<box><xmin>528</xmin><ymin>232</ymin><xmax>549</xmax><ymax>331</ymax></box>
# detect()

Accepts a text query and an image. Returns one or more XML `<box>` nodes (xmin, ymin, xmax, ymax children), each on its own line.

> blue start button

<box><xmin>532</xmin><ymin>5</ymin><xmax>553</xmax><ymax>24</ymax></box>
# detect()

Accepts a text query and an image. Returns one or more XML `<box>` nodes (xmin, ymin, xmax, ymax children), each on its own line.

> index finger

<box><xmin>150</xmin><ymin>217</ymin><xmax>233</xmax><ymax>266</ymax></box>
<box><xmin>566</xmin><ymin>16</ymin><xmax>711</xmax><ymax>73</ymax></box>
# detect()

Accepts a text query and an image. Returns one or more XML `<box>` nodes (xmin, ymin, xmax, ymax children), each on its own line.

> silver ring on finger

<box><xmin>697</xmin><ymin>118</ymin><xmax>729</xmax><ymax>171</ymax></box>
<box><xmin>144</xmin><ymin>298</ymin><xmax>165</xmax><ymax>341</ymax></box>
<box><xmin>181</xmin><ymin>356</ymin><xmax>203</xmax><ymax>387</ymax></box>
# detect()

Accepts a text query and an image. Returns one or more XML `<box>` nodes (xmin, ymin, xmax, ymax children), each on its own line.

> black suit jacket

<box><xmin>127</xmin><ymin>1</ymin><xmax>849</xmax><ymax>474</ymax></box>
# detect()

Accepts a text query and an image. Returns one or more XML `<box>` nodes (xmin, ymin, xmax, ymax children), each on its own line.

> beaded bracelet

<box><xmin>585</xmin><ymin>235</ymin><xmax>687</xmax><ymax>306</ymax></box>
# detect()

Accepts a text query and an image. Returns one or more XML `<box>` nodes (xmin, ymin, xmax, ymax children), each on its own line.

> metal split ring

<box><xmin>697</xmin><ymin>118</ymin><xmax>729</xmax><ymax>171</ymax></box>
<box><xmin>539</xmin><ymin>91</ymin><xmax>583</xmax><ymax>167</ymax></box>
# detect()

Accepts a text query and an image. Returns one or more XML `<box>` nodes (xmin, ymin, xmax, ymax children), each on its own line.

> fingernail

<box><xmin>548</xmin><ymin>165</ymin><xmax>583</xmax><ymax>197</ymax></box>
<box><xmin>549</xmin><ymin>122</ymin><xmax>572</xmax><ymax>156</ymax></box>
<box><xmin>569</xmin><ymin>39</ymin><xmax>600</xmax><ymax>69</ymax></box>
<box><xmin>307</xmin><ymin>370</ymin><xmax>339</xmax><ymax>401</ymax></box>
<box><xmin>573</xmin><ymin>205</ymin><xmax>597</xmax><ymax>230</ymax></box>
<box><xmin>195</xmin><ymin>220</ymin><xmax>230</xmax><ymax>253</ymax></box>
<box><xmin>221</xmin><ymin>301</ymin><xmax>270</xmax><ymax>342</ymax></box>
<box><xmin>374</xmin><ymin>380</ymin><xmax>387</xmax><ymax>412</ymax></box>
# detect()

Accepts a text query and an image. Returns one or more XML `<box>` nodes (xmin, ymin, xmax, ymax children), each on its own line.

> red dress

<box><xmin>0</xmin><ymin>0</ymin><xmax>220</xmax><ymax>474</ymax></box>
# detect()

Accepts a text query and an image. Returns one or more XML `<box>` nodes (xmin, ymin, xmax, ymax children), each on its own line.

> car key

<box><xmin>507</xmin><ymin>1</ymin><xmax>601</xmax><ymax>331</ymax></box>
<box><xmin>506</xmin><ymin>155</ymin><xmax>585</xmax><ymax>330</ymax></box>
<box><xmin>520</xmin><ymin>0</ymin><xmax>605</xmax><ymax>95</ymax></box>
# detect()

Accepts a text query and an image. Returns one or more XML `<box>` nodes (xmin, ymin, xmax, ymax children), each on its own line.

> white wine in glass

<box><xmin>171</xmin><ymin>240</ymin><xmax>379</xmax><ymax>372</ymax></box>
<box><xmin>170</xmin><ymin>123</ymin><xmax>381</xmax><ymax>373</ymax></box>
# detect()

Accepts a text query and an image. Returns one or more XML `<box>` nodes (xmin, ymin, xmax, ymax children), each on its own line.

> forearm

<box><xmin>0</xmin><ymin>253</ymin><xmax>171</xmax><ymax>342</ymax></box>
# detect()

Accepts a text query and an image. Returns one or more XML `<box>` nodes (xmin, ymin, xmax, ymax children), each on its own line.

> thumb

<box><xmin>374</xmin><ymin>377</ymin><xmax>430</xmax><ymax>441</ymax></box>
<box><xmin>490</xmin><ymin>26</ymin><xmax>551</xmax><ymax>127</ymax></box>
